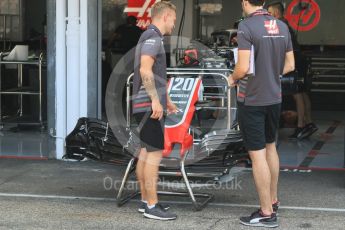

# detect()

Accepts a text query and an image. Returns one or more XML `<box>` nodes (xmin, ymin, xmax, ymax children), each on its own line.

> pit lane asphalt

<box><xmin>0</xmin><ymin>159</ymin><xmax>344</xmax><ymax>230</ymax></box>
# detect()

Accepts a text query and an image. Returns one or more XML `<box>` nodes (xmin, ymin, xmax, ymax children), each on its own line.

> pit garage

<box><xmin>97</xmin><ymin>0</ymin><xmax>345</xmax><ymax>172</ymax></box>
<box><xmin>0</xmin><ymin>0</ymin><xmax>344</xmax><ymax>229</ymax></box>
<box><xmin>66</xmin><ymin>0</ymin><xmax>345</xmax><ymax>221</ymax></box>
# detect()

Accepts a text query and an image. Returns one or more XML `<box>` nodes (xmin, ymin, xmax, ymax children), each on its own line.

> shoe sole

<box><xmin>139</xmin><ymin>207</ymin><xmax>170</xmax><ymax>213</ymax></box>
<box><xmin>240</xmin><ymin>220</ymin><xmax>278</xmax><ymax>228</ymax></box>
<box><xmin>138</xmin><ymin>208</ymin><xmax>145</xmax><ymax>213</ymax></box>
<box><xmin>143</xmin><ymin>213</ymin><xmax>176</xmax><ymax>221</ymax></box>
<box><xmin>298</xmin><ymin>128</ymin><xmax>318</xmax><ymax>140</ymax></box>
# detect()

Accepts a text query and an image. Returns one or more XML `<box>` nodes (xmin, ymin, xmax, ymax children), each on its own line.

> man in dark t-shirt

<box><xmin>107</xmin><ymin>16</ymin><xmax>143</xmax><ymax>54</ymax></box>
<box><xmin>131</xmin><ymin>2</ymin><xmax>178</xmax><ymax>221</ymax></box>
<box><xmin>228</xmin><ymin>0</ymin><xmax>295</xmax><ymax>227</ymax></box>
<box><xmin>267</xmin><ymin>1</ymin><xmax>318</xmax><ymax>140</ymax></box>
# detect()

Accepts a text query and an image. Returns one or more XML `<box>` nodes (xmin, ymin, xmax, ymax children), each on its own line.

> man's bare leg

<box><xmin>266</xmin><ymin>143</ymin><xmax>280</xmax><ymax>204</ymax></box>
<box><xmin>144</xmin><ymin>150</ymin><xmax>163</xmax><ymax>206</ymax></box>
<box><xmin>136</xmin><ymin>148</ymin><xmax>148</xmax><ymax>201</ymax></box>
<box><xmin>293</xmin><ymin>93</ymin><xmax>305</xmax><ymax>128</ymax></box>
<box><xmin>249</xmin><ymin>149</ymin><xmax>273</xmax><ymax>215</ymax></box>
<box><xmin>302</xmin><ymin>92</ymin><xmax>312</xmax><ymax>124</ymax></box>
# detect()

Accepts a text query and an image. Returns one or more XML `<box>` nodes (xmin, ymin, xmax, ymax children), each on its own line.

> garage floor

<box><xmin>0</xmin><ymin>124</ymin><xmax>51</xmax><ymax>159</ymax></box>
<box><xmin>0</xmin><ymin>111</ymin><xmax>344</xmax><ymax>171</ymax></box>
<box><xmin>278</xmin><ymin>111</ymin><xmax>345</xmax><ymax>170</ymax></box>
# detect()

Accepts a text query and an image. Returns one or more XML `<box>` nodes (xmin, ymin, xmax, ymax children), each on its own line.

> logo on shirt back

<box><xmin>144</xmin><ymin>39</ymin><xmax>157</xmax><ymax>45</ymax></box>
<box><xmin>144</xmin><ymin>38</ymin><xmax>163</xmax><ymax>47</ymax></box>
<box><xmin>264</xmin><ymin>20</ymin><xmax>280</xmax><ymax>34</ymax></box>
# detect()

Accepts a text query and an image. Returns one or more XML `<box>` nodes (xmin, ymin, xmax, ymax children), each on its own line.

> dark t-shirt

<box><xmin>280</xmin><ymin>17</ymin><xmax>306</xmax><ymax>77</ymax></box>
<box><xmin>114</xmin><ymin>24</ymin><xmax>143</xmax><ymax>53</ymax></box>
<box><xmin>237</xmin><ymin>9</ymin><xmax>293</xmax><ymax>106</ymax></box>
<box><xmin>132</xmin><ymin>24</ymin><xmax>167</xmax><ymax>114</ymax></box>
<box><xmin>281</xmin><ymin>18</ymin><xmax>299</xmax><ymax>52</ymax></box>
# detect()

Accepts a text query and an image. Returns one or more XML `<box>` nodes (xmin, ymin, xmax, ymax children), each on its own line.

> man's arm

<box><xmin>282</xmin><ymin>51</ymin><xmax>295</xmax><ymax>75</ymax></box>
<box><xmin>140</xmin><ymin>55</ymin><xmax>163</xmax><ymax>120</ymax></box>
<box><xmin>228</xmin><ymin>50</ymin><xmax>251</xmax><ymax>86</ymax></box>
<box><xmin>167</xmin><ymin>94</ymin><xmax>178</xmax><ymax>114</ymax></box>
<box><xmin>167</xmin><ymin>94</ymin><xmax>174</xmax><ymax>106</ymax></box>
<box><xmin>140</xmin><ymin>55</ymin><xmax>159</xmax><ymax>101</ymax></box>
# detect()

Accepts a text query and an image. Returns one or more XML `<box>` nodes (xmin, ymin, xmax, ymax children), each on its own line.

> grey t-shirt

<box><xmin>237</xmin><ymin>9</ymin><xmax>293</xmax><ymax>106</ymax></box>
<box><xmin>132</xmin><ymin>24</ymin><xmax>167</xmax><ymax>114</ymax></box>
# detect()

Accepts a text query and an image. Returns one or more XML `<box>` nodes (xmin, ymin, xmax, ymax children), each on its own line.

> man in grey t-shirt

<box><xmin>228</xmin><ymin>0</ymin><xmax>295</xmax><ymax>227</ymax></box>
<box><xmin>132</xmin><ymin>2</ymin><xmax>178</xmax><ymax>221</ymax></box>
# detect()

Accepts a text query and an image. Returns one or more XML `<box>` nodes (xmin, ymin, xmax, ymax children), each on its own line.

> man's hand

<box><xmin>151</xmin><ymin>99</ymin><xmax>164</xmax><ymax>120</ymax></box>
<box><xmin>283</xmin><ymin>51</ymin><xmax>295</xmax><ymax>75</ymax></box>
<box><xmin>167</xmin><ymin>100</ymin><xmax>178</xmax><ymax>115</ymax></box>
<box><xmin>228</xmin><ymin>75</ymin><xmax>237</xmax><ymax>87</ymax></box>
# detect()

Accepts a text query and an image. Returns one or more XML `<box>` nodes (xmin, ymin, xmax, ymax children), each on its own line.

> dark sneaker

<box><xmin>299</xmin><ymin>123</ymin><xmax>318</xmax><ymax>139</ymax></box>
<box><xmin>272</xmin><ymin>201</ymin><xmax>280</xmax><ymax>215</ymax></box>
<box><xmin>144</xmin><ymin>205</ymin><xmax>177</xmax><ymax>221</ymax></box>
<box><xmin>240</xmin><ymin>209</ymin><xmax>278</xmax><ymax>228</ymax></box>
<box><xmin>138</xmin><ymin>202</ymin><xmax>170</xmax><ymax>213</ymax></box>
<box><xmin>288</xmin><ymin>127</ymin><xmax>304</xmax><ymax>140</ymax></box>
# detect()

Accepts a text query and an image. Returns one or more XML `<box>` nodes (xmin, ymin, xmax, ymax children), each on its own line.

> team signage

<box><xmin>166</xmin><ymin>77</ymin><xmax>201</xmax><ymax>127</ymax></box>
<box><xmin>285</xmin><ymin>0</ymin><xmax>321</xmax><ymax>32</ymax></box>
<box><xmin>124</xmin><ymin>0</ymin><xmax>161</xmax><ymax>29</ymax></box>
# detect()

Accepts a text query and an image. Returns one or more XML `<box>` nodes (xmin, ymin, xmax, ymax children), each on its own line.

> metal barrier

<box><xmin>116</xmin><ymin>68</ymin><xmax>246</xmax><ymax>211</ymax></box>
<box><xmin>125</xmin><ymin>68</ymin><xmax>234</xmax><ymax>129</ymax></box>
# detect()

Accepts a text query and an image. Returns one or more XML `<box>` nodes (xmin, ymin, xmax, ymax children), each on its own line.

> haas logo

<box><xmin>264</xmin><ymin>20</ymin><xmax>280</xmax><ymax>35</ymax></box>
<box><xmin>124</xmin><ymin>0</ymin><xmax>161</xmax><ymax>29</ymax></box>
<box><xmin>285</xmin><ymin>0</ymin><xmax>321</xmax><ymax>32</ymax></box>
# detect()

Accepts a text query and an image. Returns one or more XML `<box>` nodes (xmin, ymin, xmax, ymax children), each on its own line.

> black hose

<box><xmin>175</xmin><ymin>0</ymin><xmax>186</xmax><ymax>64</ymax></box>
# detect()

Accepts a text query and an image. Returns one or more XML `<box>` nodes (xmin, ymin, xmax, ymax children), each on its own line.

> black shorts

<box><xmin>134</xmin><ymin>112</ymin><xmax>165</xmax><ymax>152</ymax></box>
<box><xmin>238</xmin><ymin>102</ymin><xmax>281</xmax><ymax>151</ymax></box>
